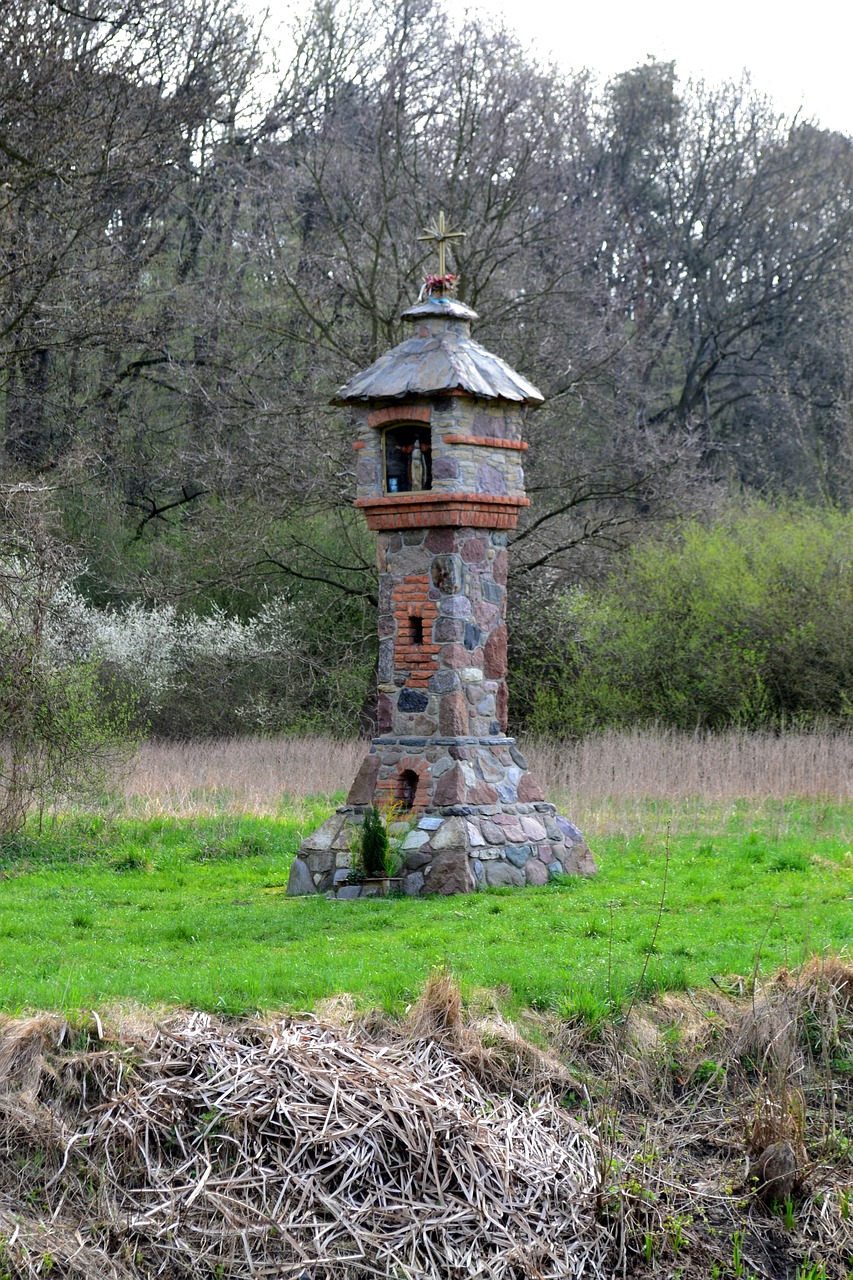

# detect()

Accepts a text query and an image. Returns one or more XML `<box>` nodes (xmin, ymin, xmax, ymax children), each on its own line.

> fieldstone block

<box><xmin>430</xmin><ymin>816</ymin><xmax>468</xmax><ymax>851</ymax></box>
<box><xmin>560</xmin><ymin>840</ymin><xmax>597</xmax><ymax>876</ymax></box>
<box><xmin>402</xmin><ymin>529</ymin><xmax>425</xmax><ymax>545</ymax></box>
<box><xmin>392</xmin><ymin>546</ymin><xmax>432</xmax><ymax>576</ymax></box>
<box><xmin>480</xmin><ymin>818</ymin><xmax>504</xmax><ymax>844</ymax></box>
<box><xmin>442</xmin><ymin>644</ymin><xmax>470</xmax><ymax>669</ymax></box>
<box><xmin>398</xmin><ymin>688</ymin><xmax>429</xmax><ymax>713</ymax></box>
<box><xmin>471</xmin><ymin>859</ymin><xmax>485</xmax><ymax>885</ymax></box>
<box><xmin>476</xmin><ymin>462</ymin><xmax>507</xmax><ymax>494</ymax></box>
<box><xmin>547</xmin><ymin>861</ymin><xmax>564</xmax><ymax>880</ymax></box>
<box><xmin>517</xmin><ymin>772</ymin><xmax>545</xmax><ymax>802</ymax></box>
<box><xmin>425</xmin><ymin>527</ymin><xmax>457</xmax><ymax>553</ymax></box>
<box><xmin>466</xmin><ymin>820</ymin><xmax>485</xmax><ymax>846</ymax></box>
<box><xmin>510</xmin><ymin>745</ymin><xmax>529</xmax><ymax>770</ymax></box>
<box><xmin>403</xmin><ymin>848</ymin><xmax>431</xmax><ymax>871</ymax></box>
<box><xmin>403</xmin><ymin>870</ymin><xmax>425</xmax><ymax>895</ymax></box>
<box><xmin>333</xmin><ymin>868</ymin><xmax>351</xmax><ymax>886</ymax></box>
<box><xmin>440</xmin><ymin>595</ymin><xmax>473</xmax><ymax>618</ymax></box>
<box><xmin>346</xmin><ymin>755</ymin><xmax>380</xmax><ymax>806</ymax></box>
<box><xmin>418</xmin><ymin>815</ymin><xmax>444</xmax><ymax>830</ymax></box>
<box><xmin>286</xmin><ymin>858</ymin><xmax>315</xmax><ymax>896</ymax></box>
<box><xmin>378</xmin><ymin>577</ymin><xmax>394</xmax><ymax>611</ymax></box>
<box><xmin>461</xmin><ymin>537</ymin><xmax>487</xmax><ymax>563</ymax></box>
<box><xmin>429</xmin><ymin>670</ymin><xmax>460</xmax><ymax>693</ymax></box>
<box><xmin>463</xmin><ymin>621</ymin><xmax>482</xmax><ymax>650</ymax></box>
<box><xmin>356</xmin><ymin>458</ymin><xmax>379</xmax><ymax>486</ymax></box>
<box><xmin>438</xmin><ymin>692</ymin><xmax>468</xmax><ymax>736</ymax></box>
<box><xmin>377</xmin><ymin>694</ymin><xmax>393</xmax><ymax>733</ymax></box>
<box><xmin>556</xmin><ymin>816</ymin><xmax>584</xmax><ymax>842</ymax></box>
<box><xmin>520</xmin><ymin>816</ymin><xmax>548</xmax><ymax>841</ymax></box>
<box><xmin>481</xmin><ymin>580</ymin><xmax>503</xmax><ymax>604</ymax></box>
<box><xmin>302</xmin><ymin>815</ymin><xmax>343</xmax><ymax>851</ymax></box>
<box><xmin>433</xmin><ymin>616</ymin><xmax>465</xmax><ymax>642</ymax></box>
<box><xmin>430</xmin><ymin>756</ymin><xmax>454</xmax><ymax>778</ymax></box>
<box><xmin>525</xmin><ymin>859</ymin><xmax>549</xmax><ymax>886</ymax></box>
<box><xmin>337</xmin><ymin>885</ymin><xmax>361</xmax><ymax>900</ymax></box>
<box><xmin>474</xmin><ymin>601</ymin><xmax>500</xmax><ymax>629</ymax></box>
<box><xmin>497</xmin><ymin>683</ymin><xmax>509</xmax><ymax>730</ymax></box>
<box><xmin>431</xmin><ymin>555</ymin><xmax>462</xmax><ymax>595</ymax></box>
<box><xmin>484</xmin><ymin>861</ymin><xmax>524</xmax><ymax>888</ymax></box>
<box><xmin>493</xmin><ymin>549</ymin><xmax>508</xmax><ymax>585</ymax></box>
<box><xmin>484</xmin><ymin>625</ymin><xmax>508</xmax><ymax>679</ymax></box>
<box><xmin>403</xmin><ymin>828</ymin><xmax>429</xmax><ymax>850</ymax></box>
<box><xmin>467</xmin><ymin>782</ymin><xmax>498</xmax><ymax>805</ymax></box>
<box><xmin>428</xmin><ymin>847</ymin><xmax>475</xmax><ymax>894</ymax></box>
<box><xmin>433</xmin><ymin>763</ymin><xmax>466</xmax><ymax>805</ymax></box>
<box><xmin>505</xmin><ymin>844</ymin><xmax>531</xmax><ymax>868</ymax></box>
<box><xmin>432</xmin><ymin>456</ymin><xmax>459</xmax><ymax>480</ymax></box>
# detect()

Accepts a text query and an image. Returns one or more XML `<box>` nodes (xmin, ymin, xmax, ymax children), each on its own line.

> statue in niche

<box><xmin>410</xmin><ymin>439</ymin><xmax>427</xmax><ymax>491</ymax></box>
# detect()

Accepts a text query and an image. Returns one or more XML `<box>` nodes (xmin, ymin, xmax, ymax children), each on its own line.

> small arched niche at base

<box><xmin>396</xmin><ymin>769</ymin><xmax>419</xmax><ymax>811</ymax></box>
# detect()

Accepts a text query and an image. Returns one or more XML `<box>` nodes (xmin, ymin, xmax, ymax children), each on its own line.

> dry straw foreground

<box><xmin>1</xmin><ymin>962</ymin><xmax>852</xmax><ymax>1280</ymax></box>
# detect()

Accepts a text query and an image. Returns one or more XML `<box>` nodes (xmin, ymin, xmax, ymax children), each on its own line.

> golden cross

<box><xmin>418</xmin><ymin>210</ymin><xmax>466</xmax><ymax>278</ymax></box>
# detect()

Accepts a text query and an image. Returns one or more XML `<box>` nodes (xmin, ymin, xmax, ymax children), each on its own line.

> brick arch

<box><xmin>375</xmin><ymin>755</ymin><xmax>430</xmax><ymax>810</ymax></box>
<box><xmin>367</xmin><ymin>404</ymin><xmax>431</xmax><ymax>429</ymax></box>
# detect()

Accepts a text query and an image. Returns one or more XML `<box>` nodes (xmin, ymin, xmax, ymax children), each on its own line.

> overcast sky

<box><xmin>475</xmin><ymin>0</ymin><xmax>853</xmax><ymax>135</ymax></box>
<box><xmin>264</xmin><ymin>0</ymin><xmax>853</xmax><ymax>136</ymax></box>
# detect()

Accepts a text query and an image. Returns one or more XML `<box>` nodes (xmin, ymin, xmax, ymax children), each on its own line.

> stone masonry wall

<box><xmin>353</xmin><ymin>398</ymin><xmax>527</xmax><ymax>505</ymax></box>
<box><xmin>377</xmin><ymin>526</ymin><xmax>509</xmax><ymax>747</ymax></box>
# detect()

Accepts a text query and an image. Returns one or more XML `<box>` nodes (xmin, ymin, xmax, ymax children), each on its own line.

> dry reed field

<box><xmin>122</xmin><ymin>729</ymin><xmax>853</xmax><ymax>834</ymax></box>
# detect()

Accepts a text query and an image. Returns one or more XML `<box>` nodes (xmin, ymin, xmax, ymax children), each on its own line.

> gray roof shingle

<box><xmin>332</xmin><ymin>296</ymin><xmax>544</xmax><ymax>406</ymax></box>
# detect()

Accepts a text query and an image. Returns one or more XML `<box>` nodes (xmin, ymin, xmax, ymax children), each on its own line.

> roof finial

<box><xmin>417</xmin><ymin>210</ymin><xmax>465</xmax><ymax>281</ymax></box>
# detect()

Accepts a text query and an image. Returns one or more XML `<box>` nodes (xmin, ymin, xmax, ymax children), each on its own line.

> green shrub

<box><xmin>510</xmin><ymin>503</ymin><xmax>853</xmax><ymax>735</ymax></box>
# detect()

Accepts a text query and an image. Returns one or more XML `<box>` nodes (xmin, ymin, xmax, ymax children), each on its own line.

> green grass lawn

<box><xmin>0</xmin><ymin>797</ymin><xmax>850</xmax><ymax>1018</ymax></box>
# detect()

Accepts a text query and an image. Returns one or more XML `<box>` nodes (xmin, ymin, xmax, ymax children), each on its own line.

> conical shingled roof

<box><xmin>331</xmin><ymin>296</ymin><xmax>544</xmax><ymax>407</ymax></box>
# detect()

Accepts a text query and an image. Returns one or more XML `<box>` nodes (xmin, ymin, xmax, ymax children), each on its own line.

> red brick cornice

<box><xmin>354</xmin><ymin>491</ymin><xmax>529</xmax><ymax>530</ymax></box>
<box><xmin>442</xmin><ymin>434</ymin><xmax>528</xmax><ymax>451</ymax></box>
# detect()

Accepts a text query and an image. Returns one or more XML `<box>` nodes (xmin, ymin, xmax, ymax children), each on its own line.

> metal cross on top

<box><xmin>418</xmin><ymin>210</ymin><xmax>465</xmax><ymax>278</ymax></box>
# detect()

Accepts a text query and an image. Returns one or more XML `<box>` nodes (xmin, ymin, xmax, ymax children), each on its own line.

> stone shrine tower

<box><xmin>288</xmin><ymin>222</ymin><xmax>595</xmax><ymax>897</ymax></box>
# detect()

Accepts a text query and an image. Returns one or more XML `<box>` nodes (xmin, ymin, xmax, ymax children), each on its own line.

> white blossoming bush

<box><xmin>47</xmin><ymin>591</ymin><xmax>372</xmax><ymax>737</ymax></box>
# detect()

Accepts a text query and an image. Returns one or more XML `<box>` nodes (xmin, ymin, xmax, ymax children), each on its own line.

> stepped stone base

<box><xmin>287</xmin><ymin>736</ymin><xmax>595</xmax><ymax>898</ymax></box>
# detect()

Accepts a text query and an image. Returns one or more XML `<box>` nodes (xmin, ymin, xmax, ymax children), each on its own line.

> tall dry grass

<box><xmin>123</xmin><ymin>736</ymin><xmax>366</xmax><ymax>818</ymax></box>
<box><xmin>526</xmin><ymin>728</ymin><xmax>853</xmax><ymax>838</ymax></box>
<box><xmin>118</xmin><ymin>730</ymin><xmax>853</xmax><ymax>833</ymax></box>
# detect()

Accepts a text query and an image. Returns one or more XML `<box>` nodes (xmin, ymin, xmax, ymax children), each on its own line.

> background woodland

<box><xmin>2</xmin><ymin>0</ymin><xmax>852</xmax><ymax>738</ymax></box>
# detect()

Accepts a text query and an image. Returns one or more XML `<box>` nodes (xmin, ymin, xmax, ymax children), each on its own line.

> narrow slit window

<box><xmin>408</xmin><ymin>614</ymin><xmax>424</xmax><ymax>646</ymax></box>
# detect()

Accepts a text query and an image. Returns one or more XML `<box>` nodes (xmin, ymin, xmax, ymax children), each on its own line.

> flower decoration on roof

<box><xmin>420</xmin><ymin>272</ymin><xmax>458</xmax><ymax>299</ymax></box>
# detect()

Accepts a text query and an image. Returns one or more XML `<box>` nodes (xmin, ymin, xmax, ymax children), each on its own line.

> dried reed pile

<box><xmin>0</xmin><ymin>1008</ymin><xmax>608</xmax><ymax>1280</ymax></box>
<box><xmin>1</xmin><ymin>959</ymin><xmax>852</xmax><ymax>1279</ymax></box>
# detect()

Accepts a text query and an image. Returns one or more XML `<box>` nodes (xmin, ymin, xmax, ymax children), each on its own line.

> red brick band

<box><xmin>356</xmin><ymin>492</ymin><xmax>529</xmax><ymax>531</ymax></box>
<box><xmin>442</xmin><ymin>434</ymin><xmax>528</xmax><ymax>451</ymax></box>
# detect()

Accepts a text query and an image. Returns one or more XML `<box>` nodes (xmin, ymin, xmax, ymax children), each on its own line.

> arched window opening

<box><xmin>383</xmin><ymin>425</ymin><xmax>432</xmax><ymax>494</ymax></box>
<box><xmin>397</xmin><ymin>769</ymin><xmax>419</xmax><ymax>811</ymax></box>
